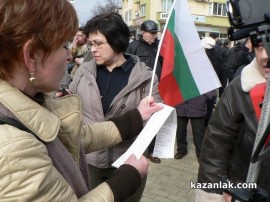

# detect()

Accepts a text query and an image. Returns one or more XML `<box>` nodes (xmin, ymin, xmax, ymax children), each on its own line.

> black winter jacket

<box><xmin>126</xmin><ymin>37</ymin><xmax>163</xmax><ymax>79</ymax></box>
<box><xmin>205</xmin><ymin>46</ymin><xmax>223</xmax><ymax>79</ymax></box>
<box><xmin>198</xmin><ymin>65</ymin><xmax>270</xmax><ymax>194</ymax></box>
<box><xmin>226</xmin><ymin>43</ymin><xmax>254</xmax><ymax>80</ymax></box>
<box><xmin>174</xmin><ymin>91</ymin><xmax>216</xmax><ymax>117</ymax></box>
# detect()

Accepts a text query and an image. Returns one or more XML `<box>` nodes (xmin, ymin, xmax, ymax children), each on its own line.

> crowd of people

<box><xmin>0</xmin><ymin>0</ymin><xmax>162</xmax><ymax>201</ymax></box>
<box><xmin>0</xmin><ymin>0</ymin><xmax>269</xmax><ymax>201</ymax></box>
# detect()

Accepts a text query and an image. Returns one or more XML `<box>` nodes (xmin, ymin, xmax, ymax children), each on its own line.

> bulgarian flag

<box><xmin>156</xmin><ymin>0</ymin><xmax>221</xmax><ymax>106</ymax></box>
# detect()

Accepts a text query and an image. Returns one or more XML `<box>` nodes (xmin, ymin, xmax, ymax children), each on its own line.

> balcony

<box><xmin>205</xmin><ymin>15</ymin><xmax>230</xmax><ymax>27</ymax></box>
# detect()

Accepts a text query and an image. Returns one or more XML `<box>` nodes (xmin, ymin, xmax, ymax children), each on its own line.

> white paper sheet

<box><xmin>153</xmin><ymin>108</ymin><xmax>177</xmax><ymax>158</ymax></box>
<box><xmin>112</xmin><ymin>104</ymin><xmax>177</xmax><ymax>168</ymax></box>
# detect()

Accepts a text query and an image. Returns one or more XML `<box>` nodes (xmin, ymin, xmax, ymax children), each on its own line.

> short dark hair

<box><xmin>79</xmin><ymin>26</ymin><xmax>85</xmax><ymax>32</ymax></box>
<box><xmin>84</xmin><ymin>13</ymin><xmax>129</xmax><ymax>53</ymax></box>
<box><xmin>209</xmin><ymin>32</ymin><xmax>219</xmax><ymax>39</ymax></box>
<box><xmin>216</xmin><ymin>39</ymin><xmax>223</xmax><ymax>47</ymax></box>
<box><xmin>223</xmin><ymin>39</ymin><xmax>231</xmax><ymax>46</ymax></box>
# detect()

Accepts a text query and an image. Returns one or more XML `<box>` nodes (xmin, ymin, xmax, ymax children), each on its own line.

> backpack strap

<box><xmin>0</xmin><ymin>116</ymin><xmax>90</xmax><ymax>196</ymax></box>
<box><xmin>0</xmin><ymin>117</ymin><xmax>36</xmax><ymax>136</ymax></box>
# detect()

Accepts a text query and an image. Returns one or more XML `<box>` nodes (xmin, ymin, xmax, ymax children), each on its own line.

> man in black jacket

<box><xmin>200</xmin><ymin>35</ymin><xmax>222</xmax><ymax>127</ymax></box>
<box><xmin>196</xmin><ymin>41</ymin><xmax>270</xmax><ymax>201</ymax></box>
<box><xmin>126</xmin><ymin>20</ymin><xmax>163</xmax><ymax>80</ymax></box>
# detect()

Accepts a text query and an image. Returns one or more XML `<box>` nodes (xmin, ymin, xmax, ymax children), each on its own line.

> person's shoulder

<box><xmin>213</xmin><ymin>45</ymin><xmax>222</xmax><ymax>53</ymax></box>
<box><xmin>228</xmin><ymin>75</ymin><xmax>242</xmax><ymax>92</ymax></box>
<box><xmin>72</xmin><ymin>60</ymin><xmax>96</xmax><ymax>79</ymax></box>
<box><xmin>127</xmin><ymin>40</ymin><xmax>141</xmax><ymax>54</ymax></box>
<box><xmin>83</xmin><ymin>51</ymin><xmax>93</xmax><ymax>63</ymax></box>
<box><xmin>234</xmin><ymin>43</ymin><xmax>245</xmax><ymax>52</ymax></box>
<box><xmin>129</xmin><ymin>40</ymin><xmax>140</xmax><ymax>47</ymax></box>
<box><xmin>130</xmin><ymin>55</ymin><xmax>147</xmax><ymax>67</ymax></box>
<box><xmin>154</xmin><ymin>39</ymin><xmax>160</xmax><ymax>45</ymax></box>
<box><xmin>80</xmin><ymin>60</ymin><xmax>96</xmax><ymax>70</ymax></box>
<box><xmin>0</xmin><ymin>124</ymin><xmax>32</xmax><ymax>145</ymax></box>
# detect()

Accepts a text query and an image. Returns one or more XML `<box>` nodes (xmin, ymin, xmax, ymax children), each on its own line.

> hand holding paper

<box><xmin>137</xmin><ymin>96</ymin><xmax>163</xmax><ymax>121</ymax></box>
<box><xmin>112</xmin><ymin>104</ymin><xmax>177</xmax><ymax>168</ymax></box>
<box><xmin>124</xmin><ymin>154</ymin><xmax>149</xmax><ymax>179</ymax></box>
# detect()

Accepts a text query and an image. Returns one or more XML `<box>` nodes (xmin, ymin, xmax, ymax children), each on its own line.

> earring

<box><xmin>29</xmin><ymin>72</ymin><xmax>35</xmax><ymax>83</ymax></box>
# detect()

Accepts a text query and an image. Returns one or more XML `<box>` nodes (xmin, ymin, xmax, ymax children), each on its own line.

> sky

<box><xmin>72</xmin><ymin>0</ymin><xmax>103</xmax><ymax>25</ymax></box>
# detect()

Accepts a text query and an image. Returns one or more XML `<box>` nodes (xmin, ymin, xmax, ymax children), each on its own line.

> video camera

<box><xmin>227</xmin><ymin>0</ymin><xmax>270</xmax><ymax>45</ymax></box>
<box><xmin>227</xmin><ymin>0</ymin><xmax>270</xmax><ymax>30</ymax></box>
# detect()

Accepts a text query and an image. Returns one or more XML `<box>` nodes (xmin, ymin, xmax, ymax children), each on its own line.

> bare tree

<box><xmin>90</xmin><ymin>0</ymin><xmax>121</xmax><ymax>17</ymax></box>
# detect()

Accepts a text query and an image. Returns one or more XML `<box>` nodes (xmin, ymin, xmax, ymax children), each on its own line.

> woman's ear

<box><xmin>22</xmin><ymin>39</ymin><xmax>36</xmax><ymax>71</ymax></box>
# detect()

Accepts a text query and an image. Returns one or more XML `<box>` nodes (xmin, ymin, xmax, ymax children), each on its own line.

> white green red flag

<box><xmin>157</xmin><ymin>0</ymin><xmax>221</xmax><ymax>106</ymax></box>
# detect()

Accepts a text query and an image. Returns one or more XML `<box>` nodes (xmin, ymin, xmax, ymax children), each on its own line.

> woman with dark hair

<box><xmin>0</xmin><ymin>1</ymin><xmax>162</xmax><ymax>201</ymax></box>
<box><xmin>69</xmin><ymin>13</ymin><xmax>162</xmax><ymax>202</ymax></box>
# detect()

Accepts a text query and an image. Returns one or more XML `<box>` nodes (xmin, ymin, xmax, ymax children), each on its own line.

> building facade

<box><xmin>122</xmin><ymin>0</ymin><xmax>230</xmax><ymax>41</ymax></box>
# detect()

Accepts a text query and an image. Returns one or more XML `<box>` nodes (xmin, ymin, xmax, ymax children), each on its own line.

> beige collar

<box><xmin>0</xmin><ymin>80</ymin><xmax>59</xmax><ymax>142</ymax></box>
<box><xmin>241</xmin><ymin>58</ymin><xmax>267</xmax><ymax>92</ymax></box>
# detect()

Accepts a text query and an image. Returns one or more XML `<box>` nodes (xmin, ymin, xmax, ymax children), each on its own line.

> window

<box><xmin>210</xmin><ymin>3</ymin><xmax>227</xmax><ymax>17</ymax></box>
<box><xmin>198</xmin><ymin>31</ymin><xmax>206</xmax><ymax>39</ymax></box>
<box><xmin>128</xmin><ymin>10</ymin><xmax>132</xmax><ymax>21</ymax></box>
<box><xmin>162</xmin><ymin>0</ymin><xmax>173</xmax><ymax>12</ymax></box>
<box><xmin>124</xmin><ymin>10</ymin><xmax>132</xmax><ymax>22</ymax></box>
<box><xmin>125</xmin><ymin>11</ymin><xmax>128</xmax><ymax>21</ymax></box>
<box><xmin>140</xmin><ymin>4</ymin><xmax>146</xmax><ymax>17</ymax></box>
<box><xmin>220</xmin><ymin>33</ymin><xmax>228</xmax><ymax>40</ymax></box>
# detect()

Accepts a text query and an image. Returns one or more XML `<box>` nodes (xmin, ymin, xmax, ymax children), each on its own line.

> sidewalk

<box><xmin>142</xmin><ymin>123</ymin><xmax>198</xmax><ymax>202</ymax></box>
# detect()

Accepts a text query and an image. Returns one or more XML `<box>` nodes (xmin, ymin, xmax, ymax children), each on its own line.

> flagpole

<box><xmin>148</xmin><ymin>0</ymin><xmax>178</xmax><ymax>104</ymax></box>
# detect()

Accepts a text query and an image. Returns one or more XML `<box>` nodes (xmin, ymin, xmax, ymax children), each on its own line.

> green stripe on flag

<box><xmin>167</xmin><ymin>10</ymin><xmax>200</xmax><ymax>100</ymax></box>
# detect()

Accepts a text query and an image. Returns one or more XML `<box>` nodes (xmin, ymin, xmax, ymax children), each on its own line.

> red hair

<box><xmin>0</xmin><ymin>0</ymin><xmax>79</xmax><ymax>79</ymax></box>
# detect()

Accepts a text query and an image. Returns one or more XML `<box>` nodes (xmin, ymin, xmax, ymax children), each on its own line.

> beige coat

<box><xmin>0</xmin><ymin>79</ymin><xmax>123</xmax><ymax>201</ymax></box>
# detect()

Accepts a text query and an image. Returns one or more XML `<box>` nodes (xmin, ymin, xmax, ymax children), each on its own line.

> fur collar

<box><xmin>241</xmin><ymin>58</ymin><xmax>267</xmax><ymax>92</ymax></box>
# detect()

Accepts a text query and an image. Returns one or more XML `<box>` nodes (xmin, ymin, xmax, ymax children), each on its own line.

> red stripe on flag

<box><xmin>160</xmin><ymin>30</ymin><xmax>174</xmax><ymax>79</ymax></box>
<box><xmin>158</xmin><ymin>73</ymin><xmax>183</xmax><ymax>106</ymax></box>
<box><xmin>159</xmin><ymin>29</ymin><xmax>184</xmax><ymax>106</ymax></box>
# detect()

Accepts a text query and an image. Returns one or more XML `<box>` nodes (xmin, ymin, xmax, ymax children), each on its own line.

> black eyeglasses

<box><xmin>88</xmin><ymin>41</ymin><xmax>108</xmax><ymax>49</ymax></box>
<box><xmin>64</xmin><ymin>44</ymin><xmax>69</xmax><ymax>50</ymax></box>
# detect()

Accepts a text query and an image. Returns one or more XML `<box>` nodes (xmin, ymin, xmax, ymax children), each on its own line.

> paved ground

<box><xmin>142</xmin><ymin>122</ymin><xmax>198</xmax><ymax>202</ymax></box>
